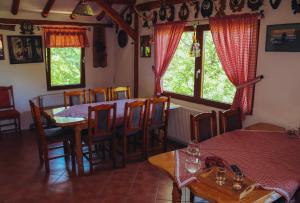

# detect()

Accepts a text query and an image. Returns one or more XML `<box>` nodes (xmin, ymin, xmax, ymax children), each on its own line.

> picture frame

<box><xmin>140</xmin><ymin>35</ymin><xmax>151</xmax><ymax>57</ymax></box>
<box><xmin>0</xmin><ymin>35</ymin><xmax>4</xmax><ymax>60</ymax></box>
<box><xmin>265</xmin><ymin>23</ymin><xmax>300</xmax><ymax>52</ymax></box>
<box><xmin>7</xmin><ymin>35</ymin><xmax>43</xmax><ymax>64</ymax></box>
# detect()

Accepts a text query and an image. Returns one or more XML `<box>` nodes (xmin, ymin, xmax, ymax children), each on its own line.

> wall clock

<box><xmin>269</xmin><ymin>0</ymin><xmax>281</xmax><ymax>9</ymax></box>
<box><xmin>229</xmin><ymin>0</ymin><xmax>245</xmax><ymax>12</ymax></box>
<box><xmin>247</xmin><ymin>0</ymin><xmax>263</xmax><ymax>11</ymax></box>
<box><xmin>201</xmin><ymin>0</ymin><xmax>214</xmax><ymax>18</ymax></box>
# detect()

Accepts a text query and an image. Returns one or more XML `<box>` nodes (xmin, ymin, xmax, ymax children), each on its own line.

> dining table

<box><xmin>149</xmin><ymin>125</ymin><xmax>300</xmax><ymax>203</ymax></box>
<box><xmin>42</xmin><ymin>98</ymin><xmax>179</xmax><ymax>176</ymax></box>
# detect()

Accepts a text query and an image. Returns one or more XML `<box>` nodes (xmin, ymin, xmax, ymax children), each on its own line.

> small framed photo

<box><xmin>0</xmin><ymin>35</ymin><xmax>4</xmax><ymax>60</ymax></box>
<box><xmin>265</xmin><ymin>23</ymin><xmax>300</xmax><ymax>52</ymax></box>
<box><xmin>7</xmin><ymin>35</ymin><xmax>43</xmax><ymax>64</ymax></box>
<box><xmin>140</xmin><ymin>35</ymin><xmax>151</xmax><ymax>57</ymax></box>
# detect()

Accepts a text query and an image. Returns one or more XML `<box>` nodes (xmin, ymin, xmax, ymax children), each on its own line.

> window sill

<box><xmin>47</xmin><ymin>84</ymin><xmax>85</xmax><ymax>91</ymax></box>
<box><xmin>162</xmin><ymin>91</ymin><xmax>231</xmax><ymax>110</ymax></box>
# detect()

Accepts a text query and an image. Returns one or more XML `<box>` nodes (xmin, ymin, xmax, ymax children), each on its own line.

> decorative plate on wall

<box><xmin>179</xmin><ymin>3</ymin><xmax>190</xmax><ymax>20</ymax></box>
<box><xmin>166</xmin><ymin>4</ymin><xmax>175</xmax><ymax>22</ymax></box>
<box><xmin>247</xmin><ymin>0</ymin><xmax>263</xmax><ymax>11</ymax></box>
<box><xmin>201</xmin><ymin>0</ymin><xmax>214</xmax><ymax>18</ymax></box>
<box><xmin>229</xmin><ymin>0</ymin><xmax>245</xmax><ymax>12</ymax></box>
<box><xmin>269</xmin><ymin>0</ymin><xmax>281</xmax><ymax>9</ymax></box>
<box><xmin>118</xmin><ymin>30</ymin><xmax>128</xmax><ymax>48</ymax></box>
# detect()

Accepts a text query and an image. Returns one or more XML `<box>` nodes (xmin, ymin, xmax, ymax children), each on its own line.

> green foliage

<box><xmin>162</xmin><ymin>31</ymin><xmax>235</xmax><ymax>104</ymax></box>
<box><xmin>50</xmin><ymin>48</ymin><xmax>81</xmax><ymax>86</ymax></box>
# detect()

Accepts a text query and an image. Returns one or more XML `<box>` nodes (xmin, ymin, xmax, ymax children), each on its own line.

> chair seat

<box><xmin>44</xmin><ymin>127</ymin><xmax>73</xmax><ymax>141</ymax></box>
<box><xmin>0</xmin><ymin>109</ymin><xmax>20</xmax><ymax>119</ymax></box>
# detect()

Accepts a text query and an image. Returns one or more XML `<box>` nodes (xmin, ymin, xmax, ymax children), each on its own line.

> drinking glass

<box><xmin>186</xmin><ymin>141</ymin><xmax>200</xmax><ymax>157</ymax></box>
<box><xmin>215</xmin><ymin>167</ymin><xmax>226</xmax><ymax>186</ymax></box>
<box><xmin>232</xmin><ymin>172</ymin><xmax>244</xmax><ymax>191</ymax></box>
<box><xmin>185</xmin><ymin>155</ymin><xmax>201</xmax><ymax>174</ymax></box>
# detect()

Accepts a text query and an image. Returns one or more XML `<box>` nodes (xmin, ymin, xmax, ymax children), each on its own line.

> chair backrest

<box><xmin>64</xmin><ymin>90</ymin><xmax>86</xmax><ymax>107</ymax></box>
<box><xmin>190</xmin><ymin>111</ymin><xmax>217</xmax><ymax>142</ymax></box>
<box><xmin>219</xmin><ymin>108</ymin><xmax>242</xmax><ymax>134</ymax></box>
<box><xmin>89</xmin><ymin>88</ymin><xmax>108</xmax><ymax>103</ymax></box>
<box><xmin>88</xmin><ymin>103</ymin><xmax>117</xmax><ymax>138</ymax></box>
<box><xmin>29</xmin><ymin>100</ymin><xmax>47</xmax><ymax>146</ymax></box>
<box><xmin>148</xmin><ymin>96</ymin><xmax>170</xmax><ymax>129</ymax></box>
<box><xmin>0</xmin><ymin>86</ymin><xmax>15</xmax><ymax>110</ymax></box>
<box><xmin>123</xmin><ymin>100</ymin><xmax>148</xmax><ymax>134</ymax></box>
<box><xmin>111</xmin><ymin>86</ymin><xmax>131</xmax><ymax>100</ymax></box>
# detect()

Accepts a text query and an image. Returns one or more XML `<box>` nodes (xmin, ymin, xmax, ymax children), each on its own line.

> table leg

<box><xmin>172</xmin><ymin>181</ymin><xmax>182</xmax><ymax>203</ymax></box>
<box><xmin>74</xmin><ymin>125</ymin><xmax>84</xmax><ymax>176</ymax></box>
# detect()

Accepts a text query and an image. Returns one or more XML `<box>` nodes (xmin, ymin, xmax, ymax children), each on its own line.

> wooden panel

<box><xmin>93</xmin><ymin>25</ymin><xmax>107</xmax><ymax>68</ymax></box>
<box><xmin>42</xmin><ymin>0</ymin><xmax>56</xmax><ymax>17</ymax></box>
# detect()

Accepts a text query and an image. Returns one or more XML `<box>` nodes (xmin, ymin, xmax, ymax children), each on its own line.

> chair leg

<box><xmin>163</xmin><ymin>128</ymin><xmax>168</xmax><ymax>152</ymax></box>
<box><xmin>63</xmin><ymin>139</ymin><xmax>70</xmax><ymax>161</ymax></box>
<box><xmin>17</xmin><ymin>116</ymin><xmax>22</xmax><ymax>136</ymax></box>
<box><xmin>112</xmin><ymin>139</ymin><xmax>116</xmax><ymax>168</ymax></box>
<box><xmin>122</xmin><ymin>136</ymin><xmax>127</xmax><ymax>168</ymax></box>
<box><xmin>43</xmin><ymin>150</ymin><xmax>50</xmax><ymax>173</ymax></box>
<box><xmin>88</xmin><ymin>142</ymin><xmax>94</xmax><ymax>174</ymax></box>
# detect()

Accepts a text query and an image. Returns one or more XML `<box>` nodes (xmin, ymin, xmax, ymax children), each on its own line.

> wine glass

<box><xmin>185</xmin><ymin>155</ymin><xmax>201</xmax><ymax>174</ymax></box>
<box><xmin>186</xmin><ymin>140</ymin><xmax>200</xmax><ymax>157</ymax></box>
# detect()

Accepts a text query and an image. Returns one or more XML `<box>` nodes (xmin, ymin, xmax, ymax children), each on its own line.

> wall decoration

<box><xmin>93</xmin><ymin>25</ymin><xmax>107</xmax><ymax>68</ymax></box>
<box><xmin>179</xmin><ymin>3</ymin><xmax>190</xmax><ymax>20</ymax></box>
<box><xmin>20</xmin><ymin>21</ymin><xmax>34</xmax><ymax>34</ymax></box>
<box><xmin>159</xmin><ymin>6</ymin><xmax>167</xmax><ymax>21</ymax></box>
<box><xmin>230</xmin><ymin>0</ymin><xmax>245</xmax><ymax>12</ymax></box>
<box><xmin>292</xmin><ymin>0</ymin><xmax>300</xmax><ymax>14</ymax></box>
<box><xmin>0</xmin><ymin>24</ymin><xmax>16</xmax><ymax>31</ymax></box>
<box><xmin>265</xmin><ymin>23</ymin><xmax>300</xmax><ymax>52</ymax></box>
<box><xmin>143</xmin><ymin>12</ymin><xmax>149</xmax><ymax>28</ymax></box>
<box><xmin>166</xmin><ymin>4</ymin><xmax>175</xmax><ymax>22</ymax></box>
<box><xmin>152</xmin><ymin>11</ymin><xmax>158</xmax><ymax>25</ymax></box>
<box><xmin>7</xmin><ymin>35</ymin><xmax>43</xmax><ymax>64</ymax></box>
<box><xmin>201</xmin><ymin>0</ymin><xmax>214</xmax><ymax>18</ymax></box>
<box><xmin>269</xmin><ymin>0</ymin><xmax>281</xmax><ymax>9</ymax></box>
<box><xmin>247</xmin><ymin>0</ymin><xmax>263</xmax><ymax>11</ymax></box>
<box><xmin>140</xmin><ymin>35</ymin><xmax>151</xmax><ymax>57</ymax></box>
<box><xmin>117</xmin><ymin>30</ymin><xmax>128</xmax><ymax>48</ymax></box>
<box><xmin>125</xmin><ymin>13</ymin><xmax>132</xmax><ymax>25</ymax></box>
<box><xmin>214</xmin><ymin>0</ymin><xmax>226</xmax><ymax>17</ymax></box>
<box><xmin>0</xmin><ymin>35</ymin><xmax>4</xmax><ymax>60</ymax></box>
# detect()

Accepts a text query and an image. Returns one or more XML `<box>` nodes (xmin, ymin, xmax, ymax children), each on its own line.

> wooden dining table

<box><xmin>43</xmin><ymin>98</ymin><xmax>179</xmax><ymax>176</ymax></box>
<box><xmin>149</xmin><ymin>124</ymin><xmax>300</xmax><ymax>203</ymax></box>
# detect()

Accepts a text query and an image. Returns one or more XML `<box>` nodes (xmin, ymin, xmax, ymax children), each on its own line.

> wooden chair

<box><xmin>219</xmin><ymin>108</ymin><xmax>242</xmax><ymax>134</ymax></box>
<box><xmin>89</xmin><ymin>88</ymin><xmax>108</xmax><ymax>103</ymax></box>
<box><xmin>64</xmin><ymin>90</ymin><xmax>87</xmax><ymax>107</ymax></box>
<box><xmin>190</xmin><ymin>111</ymin><xmax>217</xmax><ymax>142</ymax></box>
<box><xmin>82</xmin><ymin>103</ymin><xmax>117</xmax><ymax>173</ymax></box>
<box><xmin>0</xmin><ymin>86</ymin><xmax>21</xmax><ymax>136</ymax></box>
<box><xmin>119</xmin><ymin>100</ymin><xmax>148</xmax><ymax>167</ymax></box>
<box><xmin>29</xmin><ymin>100</ymin><xmax>74</xmax><ymax>173</ymax></box>
<box><xmin>146</xmin><ymin>96</ymin><xmax>170</xmax><ymax>158</ymax></box>
<box><xmin>111</xmin><ymin>86</ymin><xmax>131</xmax><ymax>100</ymax></box>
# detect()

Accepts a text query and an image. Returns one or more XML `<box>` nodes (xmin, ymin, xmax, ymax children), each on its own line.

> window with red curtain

<box><xmin>43</xmin><ymin>26</ymin><xmax>89</xmax><ymax>91</ymax></box>
<box><xmin>209</xmin><ymin>14</ymin><xmax>260</xmax><ymax>118</ymax></box>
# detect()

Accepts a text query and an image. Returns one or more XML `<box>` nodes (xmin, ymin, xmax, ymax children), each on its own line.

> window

<box><xmin>162</xmin><ymin>25</ymin><xmax>235</xmax><ymax>108</ymax></box>
<box><xmin>46</xmin><ymin>48</ymin><xmax>85</xmax><ymax>90</ymax></box>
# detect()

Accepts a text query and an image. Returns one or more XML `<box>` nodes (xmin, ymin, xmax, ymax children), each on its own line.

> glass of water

<box><xmin>215</xmin><ymin>167</ymin><xmax>226</xmax><ymax>186</ymax></box>
<box><xmin>186</xmin><ymin>141</ymin><xmax>200</xmax><ymax>157</ymax></box>
<box><xmin>185</xmin><ymin>155</ymin><xmax>201</xmax><ymax>174</ymax></box>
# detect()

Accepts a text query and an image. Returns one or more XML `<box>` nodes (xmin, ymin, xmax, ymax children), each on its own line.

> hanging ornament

<box><xmin>269</xmin><ymin>0</ymin><xmax>281</xmax><ymax>9</ymax></box>
<box><xmin>152</xmin><ymin>11</ymin><xmax>158</xmax><ymax>25</ymax></box>
<box><xmin>189</xmin><ymin>24</ymin><xmax>201</xmax><ymax>58</ymax></box>
<box><xmin>166</xmin><ymin>4</ymin><xmax>175</xmax><ymax>21</ymax></box>
<box><xmin>214</xmin><ymin>0</ymin><xmax>226</xmax><ymax>17</ymax></box>
<box><xmin>179</xmin><ymin>3</ymin><xmax>190</xmax><ymax>20</ymax></box>
<box><xmin>159</xmin><ymin>6</ymin><xmax>167</xmax><ymax>21</ymax></box>
<box><xmin>125</xmin><ymin>12</ymin><xmax>132</xmax><ymax>25</ymax></box>
<box><xmin>201</xmin><ymin>0</ymin><xmax>214</xmax><ymax>18</ymax></box>
<box><xmin>292</xmin><ymin>0</ymin><xmax>300</xmax><ymax>14</ymax></box>
<box><xmin>247</xmin><ymin>0</ymin><xmax>263</xmax><ymax>11</ymax></box>
<box><xmin>229</xmin><ymin>0</ymin><xmax>245</xmax><ymax>12</ymax></box>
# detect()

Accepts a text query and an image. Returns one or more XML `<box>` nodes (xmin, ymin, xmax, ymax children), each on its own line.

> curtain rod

<box><xmin>38</xmin><ymin>26</ymin><xmax>91</xmax><ymax>31</ymax></box>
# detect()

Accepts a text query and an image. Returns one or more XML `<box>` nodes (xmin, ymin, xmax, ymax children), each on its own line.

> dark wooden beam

<box><xmin>136</xmin><ymin>0</ymin><xmax>184</xmax><ymax>11</ymax></box>
<box><xmin>120</xmin><ymin>5</ymin><xmax>130</xmax><ymax>17</ymax></box>
<box><xmin>0</xmin><ymin>24</ymin><xmax>16</xmax><ymax>31</ymax></box>
<box><xmin>96</xmin><ymin>0</ymin><xmax>112</xmax><ymax>21</ymax></box>
<box><xmin>42</xmin><ymin>0</ymin><xmax>56</xmax><ymax>18</ymax></box>
<box><xmin>133</xmin><ymin>12</ymin><xmax>139</xmax><ymax>97</ymax></box>
<box><xmin>94</xmin><ymin>0</ymin><xmax>137</xmax><ymax>40</ymax></box>
<box><xmin>11</xmin><ymin>0</ymin><xmax>20</xmax><ymax>15</ymax></box>
<box><xmin>0</xmin><ymin>18</ymin><xmax>110</xmax><ymax>27</ymax></box>
<box><xmin>110</xmin><ymin>0</ymin><xmax>135</xmax><ymax>4</ymax></box>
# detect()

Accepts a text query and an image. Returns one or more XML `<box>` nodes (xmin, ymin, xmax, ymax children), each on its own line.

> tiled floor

<box><xmin>0</xmin><ymin>131</ymin><xmax>191</xmax><ymax>203</ymax></box>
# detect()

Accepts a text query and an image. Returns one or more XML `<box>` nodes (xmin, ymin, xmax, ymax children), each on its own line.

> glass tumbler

<box><xmin>215</xmin><ymin>167</ymin><xmax>226</xmax><ymax>186</ymax></box>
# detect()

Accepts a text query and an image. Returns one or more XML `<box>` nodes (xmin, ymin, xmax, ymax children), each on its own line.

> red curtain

<box><xmin>153</xmin><ymin>22</ymin><xmax>186</xmax><ymax>95</ymax></box>
<box><xmin>209</xmin><ymin>14</ymin><xmax>259</xmax><ymax>118</ymax></box>
<box><xmin>43</xmin><ymin>26</ymin><xmax>89</xmax><ymax>48</ymax></box>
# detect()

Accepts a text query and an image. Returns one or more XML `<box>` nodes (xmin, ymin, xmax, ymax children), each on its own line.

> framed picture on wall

<box><xmin>265</xmin><ymin>23</ymin><xmax>300</xmax><ymax>52</ymax></box>
<box><xmin>0</xmin><ymin>35</ymin><xmax>4</xmax><ymax>60</ymax></box>
<box><xmin>7</xmin><ymin>35</ymin><xmax>43</xmax><ymax>64</ymax></box>
<box><xmin>140</xmin><ymin>35</ymin><xmax>151</xmax><ymax>57</ymax></box>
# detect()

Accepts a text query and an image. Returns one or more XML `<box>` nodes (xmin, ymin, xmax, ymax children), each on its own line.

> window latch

<box><xmin>196</xmin><ymin>69</ymin><xmax>201</xmax><ymax>79</ymax></box>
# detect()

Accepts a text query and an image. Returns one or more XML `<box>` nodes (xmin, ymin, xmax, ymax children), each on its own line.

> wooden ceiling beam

<box><xmin>42</xmin><ymin>0</ymin><xmax>56</xmax><ymax>18</ymax></box>
<box><xmin>110</xmin><ymin>0</ymin><xmax>135</xmax><ymax>4</ymax></box>
<box><xmin>11</xmin><ymin>0</ymin><xmax>20</xmax><ymax>15</ymax></box>
<box><xmin>96</xmin><ymin>0</ymin><xmax>112</xmax><ymax>21</ymax></box>
<box><xmin>94</xmin><ymin>0</ymin><xmax>137</xmax><ymax>40</ymax></box>
<box><xmin>136</xmin><ymin>0</ymin><xmax>184</xmax><ymax>11</ymax></box>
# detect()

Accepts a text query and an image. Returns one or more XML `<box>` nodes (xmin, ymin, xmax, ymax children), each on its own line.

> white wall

<box><xmin>0</xmin><ymin>11</ymin><xmax>116</xmax><ymax>129</ymax></box>
<box><xmin>136</xmin><ymin>1</ymin><xmax>300</xmax><ymax>129</ymax></box>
